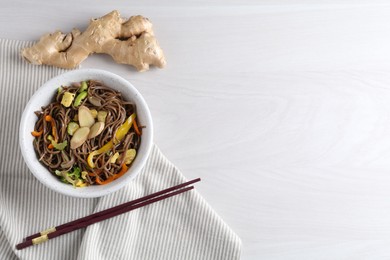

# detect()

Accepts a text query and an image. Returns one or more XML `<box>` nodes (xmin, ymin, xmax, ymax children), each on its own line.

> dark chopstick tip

<box><xmin>16</xmin><ymin>240</ymin><xmax>31</xmax><ymax>250</ymax></box>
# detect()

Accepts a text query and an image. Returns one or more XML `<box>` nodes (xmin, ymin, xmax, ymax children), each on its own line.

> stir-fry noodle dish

<box><xmin>31</xmin><ymin>80</ymin><xmax>142</xmax><ymax>187</ymax></box>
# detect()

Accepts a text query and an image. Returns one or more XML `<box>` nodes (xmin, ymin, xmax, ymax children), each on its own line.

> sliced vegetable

<box><xmin>124</xmin><ymin>149</ymin><xmax>136</xmax><ymax>165</ymax></box>
<box><xmin>62</xmin><ymin>171</ymin><xmax>75</xmax><ymax>185</ymax></box>
<box><xmin>88</xmin><ymin>97</ymin><xmax>102</xmax><ymax>107</ymax></box>
<box><xmin>88</xmin><ymin>170</ymin><xmax>99</xmax><ymax>177</ymax></box>
<box><xmin>70</xmin><ymin>127</ymin><xmax>90</xmax><ymax>149</ymax></box>
<box><xmin>67</xmin><ymin>122</ymin><xmax>80</xmax><ymax>136</ymax></box>
<box><xmin>70</xmin><ymin>167</ymin><xmax>81</xmax><ymax>179</ymax></box>
<box><xmin>88</xmin><ymin>122</ymin><xmax>104</xmax><ymax>139</ymax></box>
<box><xmin>56</xmin><ymin>170</ymin><xmax>76</xmax><ymax>185</ymax></box>
<box><xmin>47</xmin><ymin>133</ymin><xmax>67</xmax><ymax>150</ymax></box>
<box><xmin>114</xmin><ymin>113</ymin><xmax>136</xmax><ymax>143</ymax></box>
<box><xmin>97</xmin><ymin>111</ymin><xmax>107</xmax><ymax>122</ymax></box>
<box><xmin>31</xmin><ymin>130</ymin><xmax>43</xmax><ymax>137</ymax></box>
<box><xmin>52</xmin><ymin>140</ymin><xmax>68</xmax><ymax>151</ymax></box>
<box><xmin>75</xmin><ymin>180</ymin><xmax>87</xmax><ymax>187</ymax></box>
<box><xmin>79</xmin><ymin>81</ymin><xmax>88</xmax><ymax>92</ymax></box>
<box><xmin>110</xmin><ymin>152</ymin><xmax>120</xmax><ymax>163</ymax></box>
<box><xmin>81</xmin><ymin>171</ymin><xmax>88</xmax><ymax>180</ymax></box>
<box><xmin>95</xmin><ymin>164</ymin><xmax>128</xmax><ymax>185</ymax></box>
<box><xmin>95</xmin><ymin>176</ymin><xmax>105</xmax><ymax>185</ymax></box>
<box><xmin>61</xmin><ymin>91</ymin><xmax>75</xmax><ymax>107</ymax></box>
<box><xmin>74</xmin><ymin>91</ymin><xmax>87</xmax><ymax>107</ymax></box>
<box><xmin>133</xmin><ymin>119</ymin><xmax>141</xmax><ymax>135</ymax></box>
<box><xmin>45</xmin><ymin>115</ymin><xmax>58</xmax><ymax>142</ymax></box>
<box><xmin>88</xmin><ymin>149</ymin><xmax>110</xmax><ymax>168</ymax></box>
<box><xmin>57</xmin><ymin>167</ymin><xmax>87</xmax><ymax>187</ymax></box>
<box><xmin>90</xmin><ymin>109</ymin><xmax>98</xmax><ymax>118</ymax></box>
<box><xmin>78</xmin><ymin>106</ymin><xmax>95</xmax><ymax>127</ymax></box>
<box><xmin>87</xmin><ymin>113</ymin><xmax>136</xmax><ymax>168</ymax></box>
<box><xmin>114</xmin><ymin>164</ymin><xmax>129</xmax><ymax>180</ymax></box>
<box><xmin>59</xmin><ymin>177</ymin><xmax>70</xmax><ymax>184</ymax></box>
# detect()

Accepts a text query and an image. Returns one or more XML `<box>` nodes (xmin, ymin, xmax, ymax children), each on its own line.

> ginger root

<box><xmin>21</xmin><ymin>10</ymin><xmax>166</xmax><ymax>72</ymax></box>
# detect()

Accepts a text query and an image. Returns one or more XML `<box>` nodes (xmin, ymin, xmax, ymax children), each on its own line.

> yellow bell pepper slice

<box><xmin>87</xmin><ymin>113</ymin><xmax>136</xmax><ymax>168</ymax></box>
<box><xmin>114</xmin><ymin>113</ymin><xmax>136</xmax><ymax>143</ymax></box>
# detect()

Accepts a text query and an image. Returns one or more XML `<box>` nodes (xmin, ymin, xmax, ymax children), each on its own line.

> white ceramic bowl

<box><xmin>19</xmin><ymin>69</ymin><xmax>153</xmax><ymax>198</ymax></box>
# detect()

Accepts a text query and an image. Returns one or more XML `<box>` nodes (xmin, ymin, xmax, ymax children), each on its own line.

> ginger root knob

<box><xmin>21</xmin><ymin>10</ymin><xmax>166</xmax><ymax>72</ymax></box>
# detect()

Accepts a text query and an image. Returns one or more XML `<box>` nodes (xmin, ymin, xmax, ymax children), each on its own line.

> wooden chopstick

<box><xmin>16</xmin><ymin>186</ymin><xmax>194</xmax><ymax>250</ymax></box>
<box><xmin>16</xmin><ymin>179</ymin><xmax>200</xmax><ymax>250</ymax></box>
<box><xmin>23</xmin><ymin>178</ymin><xmax>200</xmax><ymax>242</ymax></box>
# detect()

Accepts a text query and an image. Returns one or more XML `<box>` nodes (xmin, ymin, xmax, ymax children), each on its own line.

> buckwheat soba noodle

<box><xmin>31</xmin><ymin>80</ymin><xmax>142</xmax><ymax>187</ymax></box>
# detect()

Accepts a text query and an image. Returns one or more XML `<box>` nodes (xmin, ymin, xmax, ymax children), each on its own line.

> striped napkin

<box><xmin>0</xmin><ymin>39</ymin><xmax>241</xmax><ymax>260</ymax></box>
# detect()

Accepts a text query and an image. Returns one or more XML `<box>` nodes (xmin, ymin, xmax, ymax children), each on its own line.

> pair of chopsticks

<box><xmin>16</xmin><ymin>178</ymin><xmax>200</xmax><ymax>250</ymax></box>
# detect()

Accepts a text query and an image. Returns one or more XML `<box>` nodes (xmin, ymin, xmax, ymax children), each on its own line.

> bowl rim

<box><xmin>19</xmin><ymin>68</ymin><xmax>153</xmax><ymax>198</ymax></box>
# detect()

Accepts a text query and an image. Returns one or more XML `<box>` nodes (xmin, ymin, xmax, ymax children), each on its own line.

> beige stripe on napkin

<box><xmin>0</xmin><ymin>39</ymin><xmax>241</xmax><ymax>260</ymax></box>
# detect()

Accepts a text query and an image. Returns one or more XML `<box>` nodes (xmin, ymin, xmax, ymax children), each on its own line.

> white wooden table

<box><xmin>2</xmin><ymin>1</ymin><xmax>390</xmax><ymax>259</ymax></box>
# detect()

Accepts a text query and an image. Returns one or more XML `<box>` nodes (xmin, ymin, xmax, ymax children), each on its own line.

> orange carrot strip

<box><xmin>96</xmin><ymin>164</ymin><xmax>128</xmax><ymax>185</ymax></box>
<box><xmin>45</xmin><ymin>115</ymin><xmax>58</xmax><ymax>142</ymax></box>
<box><xmin>95</xmin><ymin>176</ymin><xmax>106</xmax><ymax>185</ymax></box>
<box><xmin>89</xmin><ymin>170</ymin><xmax>103</xmax><ymax>184</ymax></box>
<box><xmin>48</xmin><ymin>144</ymin><xmax>54</xmax><ymax>149</ymax></box>
<box><xmin>31</xmin><ymin>130</ymin><xmax>43</xmax><ymax>137</ymax></box>
<box><xmin>113</xmin><ymin>164</ymin><xmax>128</xmax><ymax>180</ymax></box>
<box><xmin>133</xmin><ymin>119</ymin><xmax>142</xmax><ymax>136</ymax></box>
<box><xmin>88</xmin><ymin>169</ymin><xmax>101</xmax><ymax>178</ymax></box>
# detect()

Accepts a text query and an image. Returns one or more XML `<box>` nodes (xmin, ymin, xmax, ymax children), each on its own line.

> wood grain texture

<box><xmin>2</xmin><ymin>1</ymin><xmax>390</xmax><ymax>259</ymax></box>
